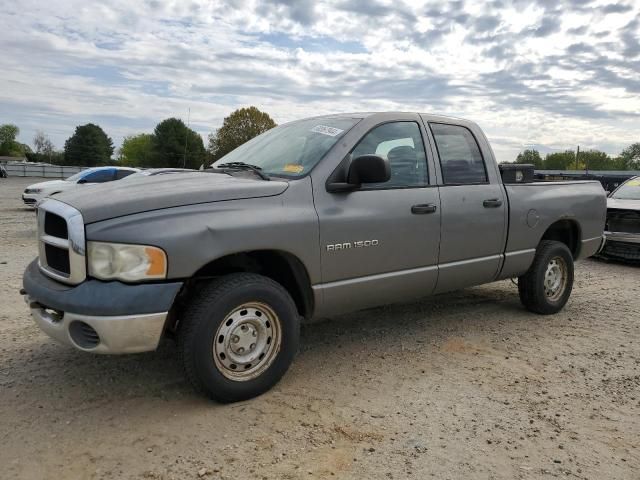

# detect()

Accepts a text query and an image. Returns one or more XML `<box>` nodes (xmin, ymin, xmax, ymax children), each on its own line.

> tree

<box><xmin>64</xmin><ymin>123</ymin><xmax>114</xmax><ymax>166</ymax></box>
<box><xmin>618</xmin><ymin>143</ymin><xmax>640</xmax><ymax>170</ymax></box>
<box><xmin>208</xmin><ymin>106</ymin><xmax>277</xmax><ymax>160</ymax></box>
<box><xmin>26</xmin><ymin>151</ymin><xmax>65</xmax><ymax>165</ymax></box>
<box><xmin>544</xmin><ymin>150</ymin><xmax>576</xmax><ymax>170</ymax></box>
<box><xmin>0</xmin><ymin>124</ymin><xmax>19</xmax><ymax>145</ymax></box>
<box><xmin>515</xmin><ymin>149</ymin><xmax>543</xmax><ymax>168</ymax></box>
<box><xmin>0</xmin><ymin>123</ymin><xmax>27</xmax><ymax>157</ymax></box>
<box><xmin>151</xmin><ymin>118</ymin><xmax>206</xmax><ymax>169</ymax></box>
<box><xmin>33</xmin><ymin>130</ymin><xmax>55</xmax><ymax>160</ymax></box>
<box><xmin>119</xmin><ymin>133</ymin><xmax>154</xmax><ymax>167</ymax></box>
<box><xmin>580</xmin><ymin>150</ymin><xmax>610</xmax><ymax>171</ymax></box>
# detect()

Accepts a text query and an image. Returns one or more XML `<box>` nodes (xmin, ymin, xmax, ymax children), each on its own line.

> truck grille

<box><xmin>37</xmin><ymin>200</ymin><xmax>86</xmax><ymax>284</ymax></box>
<box><xmin>44</xmin><ymin>243</ymin><xmax>71</xmax><ymax>274</ymax></box>
<box><xmin>44</xmin><ymin>211</ymin><xmax>69</xmax><ymax>238</ymax></box>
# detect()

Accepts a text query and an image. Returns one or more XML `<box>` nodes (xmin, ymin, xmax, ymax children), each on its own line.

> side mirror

<box><xmin>326</xmin><ymin>154</ymin><xmax>390</xmax><ymax>193</ymax></box>
<box><xmin>77</xmin><ymin>178</ymin><xmax>88</xmax><ymax>184</ymax></box>
<box><xmin>348</xmin><ymin>154</ymin><xmax>391</xmax><ymax>184</ymax></box>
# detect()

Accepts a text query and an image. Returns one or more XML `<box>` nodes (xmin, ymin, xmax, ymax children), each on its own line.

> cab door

<box><xmin>312</xmin><ymin>118</ymin><xmax>441</xmax><ymax>316</ymax></box>
<box><xmin>426</xmin><ymin>121</ymin><xmax>507</xmax><ymax>293</ymax></box>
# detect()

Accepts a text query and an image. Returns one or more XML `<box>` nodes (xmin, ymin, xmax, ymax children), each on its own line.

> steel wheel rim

<box><xmin>213</xmin><ymin>302</ymin><xmax>281</xmax><ymax>381</ymax></box>
<box><xmin>543</xmin><ymin>256</ymin><xmax>568</xmax><ymax>301</ymax></box>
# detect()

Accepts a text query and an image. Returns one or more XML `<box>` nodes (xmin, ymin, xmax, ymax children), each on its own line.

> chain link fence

<box><xmin>1</xmin><ymin>162</ymin><xmax>88</xmax><ymax>178</ymax></box>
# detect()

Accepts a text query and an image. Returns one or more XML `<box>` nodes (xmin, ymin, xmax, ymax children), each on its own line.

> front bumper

<box><xmin>601</xmin><ymin>231</ymin><xmax>640</xmax><ymax>261</ymax></box>
<box><xmin>604</xmin><ymin>231</ymin><xmax>640</xmax><ymax>245</ymax></box>
<box><xmin>25</xmin><ymin>298</ymin><xmax>168</xmax><ymax>353</ymax></box>
<box><xmin>22</xmin><ymin>193</ymin><xmax>39</xmax><ymax>206</ymax></box>
<box><xmin>22</xmin><ymin>259</ymin><xmax>183</xmax><ymax>354</ymax></box>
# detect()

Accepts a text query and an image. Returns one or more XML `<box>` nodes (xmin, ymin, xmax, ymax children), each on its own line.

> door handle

<box><xmin>411</xmin><ymin>203</ymin><xmax>437</xmax><ymax>214</ymax></box>
<box><xmin>483</xmin><ymin>198</ymin><xmax>503</xmax><ymax>208</ymax></box>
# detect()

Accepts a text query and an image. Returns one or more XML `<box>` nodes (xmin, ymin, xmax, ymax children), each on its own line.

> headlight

<box><xmin>87</xmin><ymin>241</ymin><xmax>167</xmax><ymax>282</ymax></box>
<box><xmin>26</xmin><ymin>188</ymin><xmax>42</xmax><ymax>194</ymax></box>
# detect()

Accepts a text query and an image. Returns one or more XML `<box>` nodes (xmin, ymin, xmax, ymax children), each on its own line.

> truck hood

<box><xmin>607</xmin><ymin>198</ymin><xmax>640</xmax><ymax>211</ymax></box>
<box><xmin>54</xmin><ymin>172</ymin><xmax>289</xmax><ymax>223</ymax></box>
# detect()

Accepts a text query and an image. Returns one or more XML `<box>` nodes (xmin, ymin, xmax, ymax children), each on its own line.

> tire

<box><xmin>518</xmin><ymin>240</ymin><xmax>574</xmax><ymax>315</ymax></box>
<box><xmin>178</xmin><ymin>273</ymin><xmax>300</xmax><ymax>403</ymax></box>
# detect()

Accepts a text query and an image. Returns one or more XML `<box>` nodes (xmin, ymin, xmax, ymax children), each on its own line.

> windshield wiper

<box><xmin>216</xmin><ymin>162</ymin><xmax>270</xmax><ymax>181</ymax></box>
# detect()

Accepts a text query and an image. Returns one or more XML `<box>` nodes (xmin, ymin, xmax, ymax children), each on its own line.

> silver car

<box><xmin>602</xmin><ymin>176</ymin><xmax>640</xmax><ymax>261</ymax></box>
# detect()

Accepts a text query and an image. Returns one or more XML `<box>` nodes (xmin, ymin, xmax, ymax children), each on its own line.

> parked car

<box><xmin>21</xmin><ymin>166</ymin><xmax>139</xmax><ymax>206</ymax></box>
<box><xmin>0</xmin><ymin>164</ymin><xmax>7</xmax><ymax>178</ymax></box>
<box><xmin>22</xmin><ymin>112</ymin><xmax>606</xmax><ymax>402</ymax></box>
<box><xmin>600</xmin><ymin>176</ymin><xmax>640</xmax><ymax>261</ymax></box>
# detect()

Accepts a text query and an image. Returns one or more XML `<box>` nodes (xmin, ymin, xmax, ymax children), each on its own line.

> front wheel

<box><xmin>518</xmin><ymin>240</ymin><xmax>574</xmax><ymax>315</ymax></box>
<box><xmin>178</xmin><ymin>273</ymin><xmax>300</xmax><ymax>403</ymax></box>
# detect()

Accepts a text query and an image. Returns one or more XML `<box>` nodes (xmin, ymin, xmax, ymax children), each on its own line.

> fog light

<box><xmin>69</xmin><ymin>321</ymin><xmax>100</xmax><ymax>349</ymax></box>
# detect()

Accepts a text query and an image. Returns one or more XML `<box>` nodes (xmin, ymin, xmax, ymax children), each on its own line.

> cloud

<box><xmin>1</xmin><ymin>0</ymin><xmax>639</xmax><ymax>163</ymax></box>
<box><xmin>533</xmin><ymin>17</ymin><xmax>561</xmax><ymax>37</ymax></box>
<box><xmin>259</xmin><ymin>0</ymin><xmax>317</xmax><ymax>26</ymax></box>
<box><xmin>474</xmin><ymin>14</ymin><xmax>501</xmax><ymax>33</ymax></box>
<box><xmin>601</xmin><ymin>3</ymin><xmax>633</xmax><ymax>14</ymax></box>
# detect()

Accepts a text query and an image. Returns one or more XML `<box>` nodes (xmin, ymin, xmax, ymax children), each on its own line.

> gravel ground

<box><xmin>1</xmin><ymin>176</ymin><xmax>639</xmax><ymax>480</ymax></box>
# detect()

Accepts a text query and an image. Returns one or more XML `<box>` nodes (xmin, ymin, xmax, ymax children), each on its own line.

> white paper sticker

<box><xmin>310</xmin><ymin>125</ymin><xmax>344</xmax><ymax>137</ymax></box>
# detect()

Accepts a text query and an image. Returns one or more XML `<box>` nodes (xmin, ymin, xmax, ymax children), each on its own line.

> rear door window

<box><xmin>430</xmin><ymin>123</ymin><xmax>487</xmax><ymax>185</ymax></box>
<box><xmin>115</xmin><ymin>169</ymin><xmax>135</xmax><ymax>180</ymax></box>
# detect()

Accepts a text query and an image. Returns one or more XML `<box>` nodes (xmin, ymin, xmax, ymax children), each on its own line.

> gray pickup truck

<box><xmin>22</xmin><ymin>112</ymin><xmax>606</xmax><ymax>402</ymax></box>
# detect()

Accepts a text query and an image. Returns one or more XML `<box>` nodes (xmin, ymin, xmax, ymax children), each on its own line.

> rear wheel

<box><xmin>178</xmin><ymin>273</ymin><xmax>300</xmax><ymax>403</ymax></box>
<box><xmin>518</xmin><ymin>240</ymin><xmax>574</xmax><ymax>315</ymax></box>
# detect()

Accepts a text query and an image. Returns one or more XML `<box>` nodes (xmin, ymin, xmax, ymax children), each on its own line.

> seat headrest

<box><xmin>388</xmin><ymin>146</ymin><xmax>416</xmax><ymax>162</ymax></box>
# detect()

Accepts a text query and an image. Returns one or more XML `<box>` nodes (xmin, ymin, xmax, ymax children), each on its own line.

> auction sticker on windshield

<box><xmin>310</xmin><ymin>125</ymin><xmax>344</xmax><ymax>137</ymax></box>
<box><xmin>283</xmin><ymin>164</ymin><xmax>304</xmax><ymax>174</ymax></box>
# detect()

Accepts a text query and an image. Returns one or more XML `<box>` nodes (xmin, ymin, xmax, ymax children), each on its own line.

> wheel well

<box><xmin>540</xmin><ymin>220</ymin><xmax>581</xmax><ymax>258</ymax></box>
<box><xmin>188</xmin><ymin>250</ymin><xmax>314</xmax><ymax>320</ymax></box>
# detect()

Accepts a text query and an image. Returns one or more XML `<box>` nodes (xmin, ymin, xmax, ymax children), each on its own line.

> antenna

<box><xmin>183</xmin><ymin>107</ymin><xmax>191</xmax><ymax>168</ymax></box>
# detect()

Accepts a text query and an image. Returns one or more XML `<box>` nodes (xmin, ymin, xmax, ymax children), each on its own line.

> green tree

<box><xmin>544</xmin><ymin>150</ymin><xmax>576</xmax><ymax>170</ymax></box>
<box><xmin>618</xmin><ymin>143</ymin><xmax>640</xmax><ymax>170</ymax></box>
<box><xmin>0</xmin><ymin>123</ymin><xmax>28</xmax><ymax>157</ymax></box>
<box><xmin>580</xmin><ymin>150</ymin><xmax>610</xmax><ymax>171</ymax></box>
<box><xmin>0</xmin><ymin>124</ymin><xmax>19</xmax><ymax>144</ymax></box>
<box><xmin>151</xmin><ymin>118</ymin><xmax>206</xmax><ymax>169</ymax></box>
<box><xmin>64</xmin><ymin>123</ymin><xmax>114</xmax><ymax>166</ymax></box>
<box><xmin>119</xmin><ymin>133</ymin><xmax>154</xmax><ymax>167</ymax></box>
<box><xmin>515</xmin><ymin>149</ymin><xmax>543</xmax><ymax>168</ymax></box>
<box><xmin>26</xmin><ymin>151</ymin><xmax>65</xmax><ymax>165</ymax></box>
<box><xmin>208</xmin><ymin>106</ymin><xmax>277</xmax><ymax>160</ymax></box>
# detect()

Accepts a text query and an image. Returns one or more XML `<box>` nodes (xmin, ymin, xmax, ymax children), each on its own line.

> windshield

<box><xmin>211</xmin><ymin>117</ymin><xmax>359</xmax><ymax>177</ymax></box>
<box><xmin>65</xmin><ymin>170</ymin><xmax>93</xmax><ymax>182</ymax></box>
<box><xmin>612</xmin><ymin>177</ymin><xmax>640</xmax><ymax>200</ymax></box>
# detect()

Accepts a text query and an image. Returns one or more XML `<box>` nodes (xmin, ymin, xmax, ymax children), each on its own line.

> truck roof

<box><xmin>292</xmin><ymin>111</ymin><xmax>476</xmax><ymax>126</ymax></box>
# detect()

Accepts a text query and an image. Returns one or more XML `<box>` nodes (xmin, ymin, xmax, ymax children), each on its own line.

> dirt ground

<box><xmin>1</xmin><ymin>176</ymin><xmax>638</xmax><ymax>480</ymax></box>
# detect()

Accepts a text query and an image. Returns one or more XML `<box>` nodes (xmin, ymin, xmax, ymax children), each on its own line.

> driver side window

<box><xmin>352</xmin><ymin>122</ymin><xmax>428</xmax><ymax>188</ymax></box>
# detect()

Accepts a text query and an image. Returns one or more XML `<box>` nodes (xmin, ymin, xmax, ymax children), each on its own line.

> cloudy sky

<box><xmin>2</xmin><ymin>0</ymin><xmax>639</xmax><ymax>163</ymax></box>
